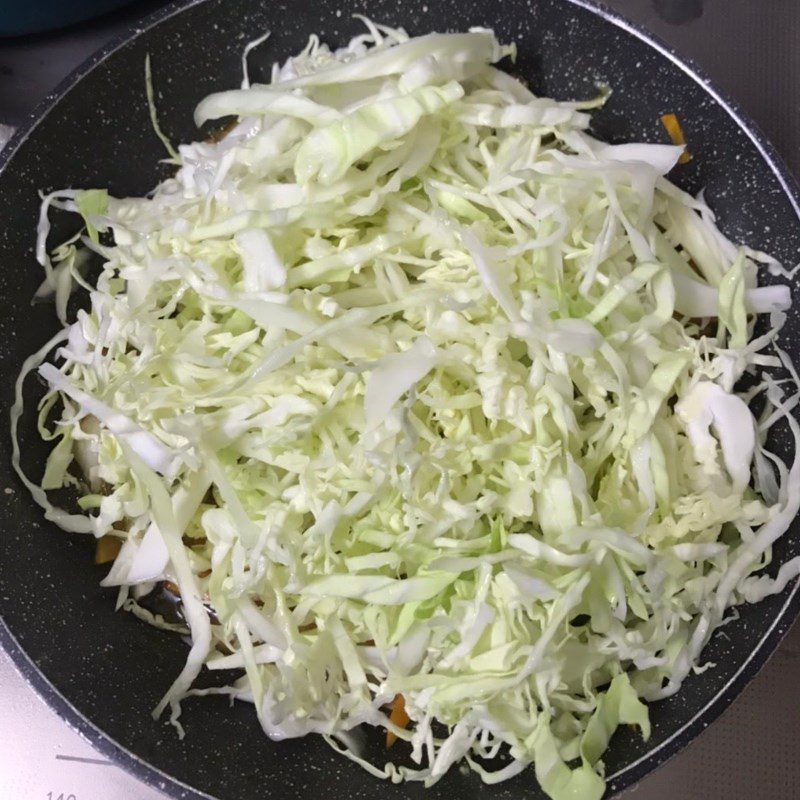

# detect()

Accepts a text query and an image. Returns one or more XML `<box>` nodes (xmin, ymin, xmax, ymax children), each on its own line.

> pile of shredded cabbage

<box><xmin>12</xmin><ymin>19</ymin><xmax>800</xmax><ymax>800</ymax></box>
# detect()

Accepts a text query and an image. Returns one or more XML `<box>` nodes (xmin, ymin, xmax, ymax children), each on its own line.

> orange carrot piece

<box><xmin>94</xmin><ymin>536</ymin><xmax>122</xmax><ymax>565</ymax></box>
<box><xmin>386</xmin><ymin>693</ymin><xmax>411</xmax><ymax>748</ymax></box>
<box><xmin>660</xmin><ymin>113</ymin><xmax>691</xmax><ymax>164</ymax></box>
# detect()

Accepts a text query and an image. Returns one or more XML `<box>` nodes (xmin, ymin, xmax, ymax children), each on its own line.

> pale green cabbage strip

<box><xmin>12</xmin><ymin>20</ymin><xmax>800</xmax><ymax>799</ymax></box>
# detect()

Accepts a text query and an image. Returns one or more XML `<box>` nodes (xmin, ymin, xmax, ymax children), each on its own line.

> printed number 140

<box><xmin>47</xmin><ymin>793</ymin><xmax>77</xmax><ymax>800</ymax></box>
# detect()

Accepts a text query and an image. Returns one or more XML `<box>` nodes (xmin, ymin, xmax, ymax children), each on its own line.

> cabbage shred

<box><xmin>12</xmin><ymin>20</ymin><xmax>800</xmax><ymax>799</ymax></box>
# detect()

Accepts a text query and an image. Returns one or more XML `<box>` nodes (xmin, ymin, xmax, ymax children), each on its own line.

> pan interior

<box><xmin>1</xmin><ymin>1</ymin><xmax>799</xmax><ymax>798</ymax></box>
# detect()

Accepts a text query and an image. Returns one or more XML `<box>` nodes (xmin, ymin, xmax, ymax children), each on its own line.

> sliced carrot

<box><xmin>386</xmin><ymin>693</ymin><xmax>411</xmax><ymax>748</ymax></box>
<box><xmin>660</xmin><ymin>113</ymin><xmax>692</xmax><ymax>164</ymax></box>
<box><xmin>94</xmin><ymin>536</ymin><xmax>122</xmax><ymax>565</ymax></box>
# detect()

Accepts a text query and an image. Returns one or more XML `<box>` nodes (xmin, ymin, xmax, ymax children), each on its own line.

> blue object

<box><xmin>1</xmin><ymin>0</ymin><xmax>134</xmax><ymax>37</ymax></box>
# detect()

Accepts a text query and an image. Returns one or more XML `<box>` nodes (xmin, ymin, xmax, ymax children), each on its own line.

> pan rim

<box><xmin>1</xmin><ymin>1</ymin><xmax>799</xmax><ymax>798</ymax></box>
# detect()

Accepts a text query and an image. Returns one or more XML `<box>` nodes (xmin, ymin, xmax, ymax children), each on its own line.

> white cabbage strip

<box><xmin>11</xmin><ymin>19</ymin><xmax>800</xmax><ymax>800</ymax></box>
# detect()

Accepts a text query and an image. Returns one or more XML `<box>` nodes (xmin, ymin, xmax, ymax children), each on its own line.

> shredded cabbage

<box><xmin>11</xmin><ymin>19</ymin><xmax>800</xmax><ymax>799</ymax></box>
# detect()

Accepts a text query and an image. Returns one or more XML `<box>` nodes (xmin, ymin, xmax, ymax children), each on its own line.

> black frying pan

<box><xmin>2</xmin><ymin>1</ymin><xmax>799</xmax><ymax>798</ymax></box>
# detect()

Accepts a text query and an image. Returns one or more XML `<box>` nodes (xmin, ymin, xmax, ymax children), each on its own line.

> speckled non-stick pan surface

<box><xmin>1</xmin><ymin>1</ymin><xmax>799</xmax><ymax>798</ymax></box>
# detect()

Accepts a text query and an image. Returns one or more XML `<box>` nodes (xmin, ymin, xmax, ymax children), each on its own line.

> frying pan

<box><xmin>1</xmin><ymin>1</ymin><xmax>799</xmax><ymax>798</ymax></box>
